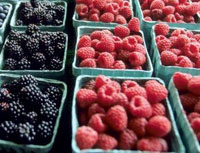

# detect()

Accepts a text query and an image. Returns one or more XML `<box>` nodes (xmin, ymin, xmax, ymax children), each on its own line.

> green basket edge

<box><xmin>71</xmin><ymin>75</ymin><xmax>185</xmax><ymax>153</ymax></box>
<box><xmin>0</xmin><ymin>73</ymin><xmax>67</xmax><ymax>152</ymax></box>
<box><xmin>168</xmin><ymin>76</ymin><xmax>200</xmax><ymax>153</ymax></box>
<box><xmin>0</xmin><ymin>31</ymin><xmax>68</xmax><ymax>78</ymax></box>
<box><xmin>72</xmin><ymin>26</ymin><xmax>153</xmax><ymax>77</ymax></box>
<box><xmin>10</xmin><ymin>1</ymin><xmax>68</xmax><ymax>31</ymax></box>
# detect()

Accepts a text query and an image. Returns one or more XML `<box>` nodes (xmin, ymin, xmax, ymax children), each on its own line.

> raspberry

<box><xmin>184</xmin><ymin>15</ymin><xmax>195</xmax><ymax>23</ymax></box>
<box><xmin>191</xmin><ymin>118</ymin><xmax>200</xmax><ymax>133</ymax></box>
<box><xmin>147</xmin><ymin>116</ymin><xmax>171</xmax><ymax>137</ymax></box>
<box><xmin>76</xmin><ymin>4</ymin><xmax>89</xmax><ymax>17</ymax></box>
<box><xmin>169</xmin><ymin>36</ymin><xmax>178</xmax><ymax>47</ymax></box>
<box><xmin>124</xmin><ymin>85</ymin><xmax>147</xmax><ymax>100</ymax></box>
<box><xmin>76</xmin><ymin>126</ymin><xmax>98</xmax><ymax>149</ymax></box>
<box><xmin>196</xmin><ymin>59</ymin><xmax>200</xmax><ymax>68</ymax></box>
<box><xmin>170</xmin><ymin>48</ymin><xmax>182</xmax><ymax>55</ymax></box>
<box><xmin>168</xmin><ymin>0</ymin><xmax>179</xmax><ymax>6</ymax></box>
<box><xmin>91</xmin><ymin>39</ymin><xmax>99</xmax><ymax>49</ymax></box>
<box><xmin>100</xmin><ymin>13</ymin><xmax>115</xmax><ymax>23</ymax></box>
<box><xmin>77</xmin><ymin>47</ymin><xmax>95</xmax><ymax>60</ymax></box>
<box><xmin>151</xmin><ymin>9</ymin><xmax>163</xmax><ymax>20</ymax></box>
<box><xmin>161</xmin><ymin>51</ymin><xmax>177</xmax><ymax>66</ymax></box>
<box><xmin>109</xmin><ymin>80</ymin><xmax>121</xmax><ymax>92</ymax></box>
<box><xmin>184</xmin><ymin>42</ymin><xmax>200</xmax><ymax>59</ymax></box>
<box><xmin>80</xmin><ymin>58</ymin><xmax>96</xmax><ymax>68</ymax></box>
<box><xmin>137</xmin><ymin>137</ymin><xmax>165</xmax><ymax>151</ymax></box>
<box><xmin>164</xmin><ymin>14</ymin><xmax>177</xmax><ymax>22</ymax></box>
<box><xmin>129</xmin><ymin>52</ymin><xmax>146</xmax><ymax>66</ymax></box>
<box><xmin>112</xmin><ymin>92</ymin><xmax>129</xmax><ymax>108</ymax></box>
<box><xmin>133</xmin><ymin>44</ymin><xmax>146</xmax><ymax>55</ymax></box>
<box><xmin>114</xmin><ymin>25</ymin><xmax>130</xmax><ymax>38</ymax></box>
<box><xmin>175</xmin><ymin>12</ymin><xmax>184</xmax><ymax>20</ymax></box>
<box><xmin>117</xmin><ymin>50</ymin><xmax>130</xmax><ymax>62</ymax></box>
<box><xmin>156</xmin><ymin>35</ymin><xmax>167</xmax><ymax>43</ymax></box>
<box><xmin>102</xmin><ymin>30</ymin><xmax>113</xmax><ymax>36</ymax></box>
<box><xmin>115</xmin><ymin>14</ymin><xmax>127</xmax><ymax>24</ymax></box>
<box><xmin>79</xmin><ymin>111</ymin><xmax>89</xmax><ymax>125</ymax></box>
<box><xmin>90</xmin><ymin>31</ymin><xmax>103</xmax><ymax>40</ymax></box>
<box><xmin>144</xmin><ymin>16</ymin><xmax>152</xmax><ymax>21</ymax></box>
<box><xmin>88</xmin><ymin>103</ymin><xmax>105</xmax><ymax>117</ymax></box>
<box><xmin>121</xmin><ymin>80</ymin><xmax>138</xmax><ymax>93</ymax></box>
<box><xmin>96</xmin><ymin>134</ymin><xmax>118</xmax><ymax>150</ymax></box>
<box><xmin>132</xmin><ymin>66</ymin><xmax>143</xmax><ymax>70</ymax></box>
<box><xmin>194</xmin><ymin>34</ymin><xmax>200</xmax><ymax>43</ymax></box>
<box><xmin>157</xmin><ymin>38</ymin><xmax>172</xmax><ymax>52</ymax></box>
<box><xmin>95</xmin><ymin>75</ymin><xmax>111</xmax><ymax>89</ymax></box>
<box><xmin>77</xmin><ymin>89</ymin><xmax>97</xmax><ymax>108</ymax></box>
<box><xmin>176</xmin><ymin>34</ymin><xmax>190</xmax><ymax>48</ymax></box>
<box><xmin>112</xmin><ymin>60</ymin><xmax>126</xmax><ymax>69</ymax></box>
<box><xmin>194</xmin><ymin>102</ymin><xmax>200</xmax><ymax>113</ymax></box>
<box><xmin>104</xmin><ymin>3</ymin><xmax>120</xmax><ymax>15</ymax></box>
<box><xmin>89</xmin><ymin>13</ymin><xmax>100</xmax><ymax>21</ymax></box>
<box><xmin>83</xmin><ymin>79</ymin><xmax>95</xmax><ymax>91</ymax></box>
<box><xmin>96</xmin><ymin>34</ymin><xmax>115</xmax><ymax>52</ymax></box>
<box><xmin>154</xmin><ymin>23</ymin><xmax>169</xmax><ymax>36</ymax></box>
<box><xmin>128</xmin><ymin>118</ymin><xmax>148</xmax><ymax>137</ymax></box>
<box><xmin>145</xmin><ymin>80</ymin><xmax>168</xmax><ymax>104</ymax></box>
<box><xmin>188</xmin><ymin>112</ymin><xmax>200</xmax><ymax>123</ymax></box>
<box><xmin>163</xmin><ymin>6</ymin><xmax>175</xmax><ymax>16</ymax></box>
<box><xmin>173</xmin><ymin>72</ymin><xmax>192</xmax><ymax>91</ymax></box>
<box><xmin>176</xmin><ymin>56</ymin><xmax>193</xmax><ymax>68</ymax></box>
<box><xmin>76</xmin><ymin>0</ymin><xmax>93</xmax><ymax>5</ymax></box>
<box><xmin>106</xmin><ymin>105</ymin><xmax>128</xmax><ymax>131</ymax></box>
<box><xmin>93</xmin><ymin>0</ymin><xmax>106</xmax><ymax>10</ymax></box>
<box><xmin>179</xmin><ymin>0</ymin><xmax>187</xmax><ymax>4</ymax></box>
<box><xmin>119</xmin><ymin>6</ymin><xmax>132</xmax><ymax>19</ymax></box>
<box><xmin>112</xmin><ymin>36</ymin><xmax>122</xmax><ymax>51</ymax></box>
<box><xmin>119</xmin><ymin>129</ymin><xmax>138</xmax><ymax>150</ymax></box>
<box><xmin>180</xmin><ymin>93</ymin><xmax>199</xmax><ymax>112</ymax></box>
<box><xmin>133</xmin><ymin>35</ymin><xmax>144</xmax><ymax>44</ymax></box>
<box><xmin>176</xmin><ymin>4</ymin><xmax>186</xmax><ymax>15</ymax></box>
<box><xmin>78</xmin><ymin>35</ymin><xmax>91</xmax><ymax>49</ymax></box>
<box><xmin>122</xmin><ymin>36</ymin><xmax>138</xmax><ymax>51</ymax></box>
<box><xmin>89</xmin><ymin>8</ymin><xmax>100</xmax><ymax>16</ymax></box>
<box><xmin>188</xmin><ymin>77</ymin><xmax>200</xmax><ymax>96</ymax></box>
<box><xmin>143</xmin><ymin>9</ymin><xmax>151</xmax><ymax>17</ymax></box>
<box><xmin>150</xmin><ymin>0</ymin><xmax>165</xmax><ymax>10</ymax></box>
<box><xmin>88</xmin><ymin>113</ymin><xmax>107</xmax><ymax>133</ymax></box>
<box><xmin>152</xmin><ymin>103</ymin><xmax>166</xmax><ymax>116</ymax></box>
<box><xmin>185</xmin><ymin>3</ymin><xmax>200</xmax><ymax>16</ymax></box>
<box><xmin>171</xmin><ymin>29</ymin><xmax>186</xmax><ymax>37</ymax></box>
<box><xmin>128</xmin><ymin>17</ymin><xmax>140</xmax><ymax>32</ymax></box>
<box><xmin>97</xmin><ymin>52</ymin><xmax>115</xmax><ymax>68</ymax></box>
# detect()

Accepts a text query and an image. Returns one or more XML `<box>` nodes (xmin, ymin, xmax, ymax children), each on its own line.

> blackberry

<box><xmin>17</xmin><ymin>58</ymin><xmax>31</xmax><ymax>70</ymax></box>
<box><xmin>31</xmin><ymin>52</ymin><xmax>46</xmax><ymax>69</ymax></box>
<box><xmin>33</xmin><ymin>8</ymin><xmax>45</xmax><ymax>23</ymax></box>
<box><xmin>16</xmin><ymin>20</ymin><xmax>23</xmax><ymax>26</ymax></box>
<box><xmin>32</xmin><ymin>32</ymin><xmax>42</xmax><ymax>40</ymax></box>
<box><xmin>8</xmin><ymin>30</ymin><xmax>22</xmax><ymax>43</ymax></box>
<box><xmin>43</xmin><ymin>85</ymin><xmax>62</xmax><ymax>105</ymax></box>
<box><xmin>48</xmin><ymin>10</ymin><xmax>56</xmax><ymax>19</ymax></box>
<box><xmin>18</xmin><ymin>74</ymin><xmax>38</xmax><ymax>88</ymax></box>
<box><xmin>21</xmin><ymin>34</ymin><xmax>30</xmax><ymax>47</ymax></box>
<box><xmin>26</xmin><ymin>24</ymin><xmax>39</xmax><ymax>35</ymax></box>
<box><xmin>0</xmin><ymin>121</ymin><xmax>17</xmax><ymax>140</ymax></box>
<box><xmin>2</xmin><ymin>80</ymin><xmax>21</xmax><ymax>93</ymax></box>
<box><xmin>45</xmin><ymin>46</ymin><xmax>55</xmax><ymax>59</ymax></box>
<box><xmin>9</xmin><ymin>100</ymin><xmax>25</xmax><ymax>121</ymax></box>
<box><xmin>40</xmin><ymin>100</ymin><xmax>58</xmax><ymax>121</ymax></box>
<box><xmin>49</xmin><ymin>57</ymin><xmax>62</xmax><ymax>70</ymax></box>
<box><xmin>55</xmin><ymin>32</ymin><xmax>66</xmax><ymax>44</ymax></box>
<box><xmin>39</xmin><ymin>64</ymin><xmax>47</xmax><ymax>70</ymax></box>
<box><xmin>0</xmin><ymin>102</ymin><xmax>9</xmax><ymax>121</ymax></box>
<box><xmin>30</xmin><ymin>0</ymin><xmax>39</xmax><ymax>7</ymax></box>
<box><xmin>40</xmin><ymin>35</ymin><xmax>51</xmax><ymax>49</ymax></box>
<box><xmin>56</xmin><ymin>43</ymin><xmax>65</xmax><ymax>56</ymax></box>
<box><xmin>19</xmin><ymin>7</ymin><xmax>33</xmax><ymax>21</ymax></box>
<box><xmin>4</xmin><ymin>58</ymin><xmax>17</xmax><ymax>70</ymax></box>
<box><xmin>36</xmin><ymin>121</ymin><xmax>53</xmax><ymax>144</ymax></box>
<box><xmin>43</xmin><ymin>14</ymin><xmax>53</xmax><ymax>25</ymax></box>
<box><xmin>20</xmin><ymin>84</ymin><xmax>46</xmax><ymax>110</ymax></box>
<box><xmin>0</xmin><ymin>88</ymin><xmax>11</xmax><ymax>102</ymax></box>
<box><xmin>25</xmin><ymin>38</ymin><xmax>39</xmax><ymax>55</ymax></box>
<box><xmin>7</xmin><ymin>45</ymin><xmax>24</xmax><ymax>60</ymax></box>
<box><xmin>54</xmin><ymin>5</ymin><xmax>64</xmax><ymax>19</ymax></box>
<box><xmin>5</xmin><ymin>40</ymin><xmax>18</xmax><ymax>51</ymax></box>
<box><xmin>16</xmin><ymin>122</ymin><xmax>36</xmax><ymax>143</ymax></box>
<box><xmin>21</xmin><ymin>2</ymin><xmax>32</xmax><ymax>9</ymax></box>
<box><xmin>25</xmin><ymin>111</ymin><xmax>38</xmax><ymax>124</ymax></box>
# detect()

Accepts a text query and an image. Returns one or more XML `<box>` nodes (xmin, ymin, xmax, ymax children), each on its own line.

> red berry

<box><xmin>161</xmin><ymin>51</ymin><xmax>177</xmax><ymax>66</ymax></box>
<box><xmin>163</xmin><ymin>6</ymin><xmax>175</xmax><ymax>16</ymax></box>
<box><xmin>123</xmin><ymin>36</ymin><xmax>138</xmax><ymax>51</ymax></box>
<box><xmin>188</xmin><ymin>77</ymin><xmax>200</xmax><ymax>96</ymax></box>
<box><xmin>194</xmin><ymin>101</ymin><xmax>200</xmax><ymax>113</ymax></box>
<box><xmin>93</xmin><ymin>0</ymin><xmax>106</xmax><ymax>10</ymax></box>
<box><xmin>78</xmin><ymin>35</ymin><xmax>91</xmax><ymax>48</ymax></box>
<box><xmin>76</xmin><ymin>0</ymin><xmax>93</xmax><ymax>6</ymax></box>
<box><xmin>150</xmin><ymin>0</ymin><xmax>165</xmax><ymax>10</ymax></box>
<box><xmin>113</xmin><ymin>60</ymin><xmax>126</xmax><ymax>69</ymax></box>
<box><xmin>77</xmin><ymin>47</ymin><xmax>95</xmax><ymax>60</ymax></box>
<box><xmin>109</xmin><ymin>80</ymin><xmax>121</xmax><ymax>92</ymax></box>
<box><xmin>176</xmin><ymin>56</ymin><xmax>193</xmax><ymax>68</ymax></box>
<box><xmin>88</xmin><ymin>103</ymin><xmax>105</xmax><ymax>117</ymax></box>
<box><xmin>151</xmin><ymin>9</ymin><xmax>163</xmax><ymax>20</ymax></box>
<box><xmin>119</xmin><ymin>6</ymin><xmax>132</xmax><ymax>19</ymax></box>
<box><xmin>176</xmin><ymin>34</ymin><xmax>190</xmax><ymax>48</ymax></box>
<box><xmin>154</xmin><ymin>23</ymin><xmax>169</xmax><ymax>36</ymax></box>
<box><xmin>79</xmin><ymin>111</ymin><xmax>89</xmax><ymax>125</ymax></box>
<box><xmin>164</xmin><ymin>14</ymin><xmax>177</xmax><ymax>22</ymax></box>
<box><xmin>97</xmin><ymin>52</ymin><xmax>115</xmax><ymax>68</ymax></box>
<box><xmin>121</xmin><ymin>80</ymin><xmax>138</xmax><ymax>93</ymax></box>
<box><xmin>133</xmin><ymin>35</ymin><xmax>144</xmax><ymax>44</ymax></box>
<box><xmin>188</xmin><ymin>112</ymin><xmax>200</xmax><ymax>123</ymax></box>
<box><xmin>89</xmin><ymin>8</ymin><xmax>100</xmax><ymax>16</ymax></box>
<box><xmin>173</xmin><ymin>72</ymin><xmax>192</xmax><ymax>91</ymax></box>
<box><xmin>170</xmin><ymin>48</ymin><xmax>182</xmax><ymax>55</ymax></box>
<box><xmin>100</xmin><ymin>12</ymin><xmax>115</xmax><ymax>23</ymax></box>
<box><xmin>133</xmin><ymin>44</ymin><xmax>146</xmax><ymax>55</ymax></box>
<box><xmin>90</xmin><ymin>31</ymin><xmax>103</xmax><ymax>40</ymax></box>
<box><xmin>117</xmin><ymin>50</ymin><xmax>130</xmax><ymax>62</ymax></box>
<box><xmin>152</xmin><ymin>103</ymin><xmax>166</xmax><ymax>116</ymax></box>
<box><xmin>84</xmin><ymin>79</ymin><xmax>96</xmax><ymax>91</ymax></box>
<box><xmin>80</xmin><ymin>58</ymin><xmax>96</xmax><ymax>68</ymax></box>
<box><xmin>144</xmin><ymin>16</ymin><xmax>152</xmax><ymax>21</ymax></box>
<box><xmin>114</xmin><ymin>25</ymin><xmax>130</xmax><ymax>38</ymax></box>
<box><xmin>185</xmin><ymin>3</ymin><xmax>200</xmax><ymax>16</ymax></box>
<box><xmin>104</xmin><ymin>2</ymin><xmax>120</xmax><ymax>15</ymax></box>
<box><xmin>157</xmin><ymin>38</ymin><xmax>172</xmax><ymax>52</ymax></box>
<box><xmin>76</xmin><ymin>126</ymin><xmax>98</xmax><ymax>149</ymax></box>
<box><xmin>191</xmin><ymin>118</ymin><xmax>200</xmax><ymax>133</ymax></box>
<box><xmin>184</xmin><ymin>42</ymin><xmax>200</xmax><ymax>59</ymax></box>
<box><xmin>168</xmin><ymin>0</ymin><xmax>179</xmax><ymax>6</ymax></box>
<box><xmin>143</xmin><ymin>9</ymin><xmax>151</xmax><ymax>17</ymax></box>
<box><xmin>112</xmin><ymin>36</ymin><xmax>123</xmax><ymax>51</ymax></box>
<box><xmin>96</xmin><ymin>134</ymin><xmax>118</xmax><ymax>150</ymax></box>
<box><xmin>124</xmin><ymin>85</ymin><xmax>147</xmax><ymax>100</ymax></box>
<box><xmin>112</xmin><ymin>92</ymin><xmax>129</xmax><ymax>108</ymax></box>
<box><xmin>96</xmin><ymin>34</ymin><xmax>115</xmax><ymax>52</ymax></box>
<box><xmin>128</xmin><ymin>17</ymin><xmax>140</xmax><ymax>32</ymax></box>
<box><xmin>76</xmin><ymin>4</ymin><xmax>88</xmax><ymax>17</ymax></box>
<box><xmin>89</xmin><ymin>13</ymin><xmax>100</xmax><ymax>21</ymax></box>
<box><xmin>88</xmin><ymin>113</ymin><xmax>107</xmax><ymax>132</ymax></box>
<box><xmin>95</xmin><ymin>75</ymin><xmax>111</xmax><ymax>89</ymax></box>
<box><xmin>115</xmin><ymin>14</ymin><xmax>127</xmax><ymax>24</ymax></box>
<box><xmin>180</xmin><ymin>93</ymin><xmax>199</xmax><ymax>112</ymax></box>
<box><xmin>106</xmin><ymin>105</ymin><xmax>128</xmax><ymax>131</ymax></box>
<box><xmin>129</xmin><ymin>52</ymin><xmax>146</xmax><ymax>66</ymax></box>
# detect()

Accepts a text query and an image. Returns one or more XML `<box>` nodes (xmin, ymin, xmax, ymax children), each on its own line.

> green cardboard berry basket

<box><xmin>0</xmin><ymin>2</ymin><xmax>13</xmax><ymax>41</ymax></box>
<box><xmin>133</xmin><ymin>0</ymin><xmax>200</xmax><ymax>49</ymax></box>
<box><xmin>168</xmin><ymin>75</ymin><xmax>200</xmax><ymax>153</ymax></box>
<box><xmin>0</xmin><ymin>36</ymin><xmax>2</xmax><ymax>50</ymax></box>
<box><xmin>0</xmin><ymin>73</ymin><xmax>67</xmax><ymax>153</ymax></box>
<box><xmin>72</xmin><ymin>75</ymin><xmax>185</xmax><ymax>153</ymax></box>
<box><xmin>72</xmin><ymin>0</ymin><xmax>134</xmax><ymax>31</ymax></box>
<box><xmin>151</xmin><ymin>26</ymin><xmax>200</xmax><ymax>85</ymax></box>
<box><xmin>72</xmin><ymin>26</ymin><xmax>153</xmax><ymax>77</ymax></box>
<box><xmin>0</xmin><ymin>32</ymin><xmax>68</xmax><ymax>80</ymax></box>
<box><xmin>10</xmin><ymin>1</ymin><xmax>67</xmax><ymax>32</ymax></box>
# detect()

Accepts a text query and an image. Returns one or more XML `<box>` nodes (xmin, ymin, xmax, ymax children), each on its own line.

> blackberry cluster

<box><xmin>4</xmin><ymin>25</ymin><xmax>66</xmax><ymax>70</ymax></box>
<box><xmin>17</xmin><ymin>0</ymin><xmax>64</xmax><ymax>26</ymax></box>
<box><xmin>0</xmin><ymin>75</ymin><xmax>62</xmax><ymax>144</ymax></box>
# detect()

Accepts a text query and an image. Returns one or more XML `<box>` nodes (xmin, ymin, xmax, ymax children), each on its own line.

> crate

<box><xmin>72</xmin><ymin>0</ymin><xmax>134</xmax><ymax>31</ymax></box>
<box><xmin>0</xmin><ymin>73</ymin><xmax>67</xmax><ymax>153</ymax></box>
<box><xmin>0</xmin><ymin>32</ymin><xmax>68</xmax><ymax>80</ymax></box>
<box><xmin>10</xmin><ymin>1</ymin><xmax>67</xmax><ymax>32</ymax></box>
<box><xmin>72</xmin><ymin>26</ymin><xmax>153</xmax><ymax>77</ymax></box>
<box><xmin>0</xmin><ymin>3</ymin><xmax>13</xmax><ymax>41</ymax></box>
<box><xmin>150</xmin><ymin>26</ymin><xmax>200</xmax><ymax>85</ymax></box>
<box><xmin>72</xmin><ymin>75</ymin><xmax>185</xmax><ymax>153</ymax></box>
<box><xmin>168</xmin><ymin>76</ymin><xmax>200</xmax><ymax>153</ymax></box>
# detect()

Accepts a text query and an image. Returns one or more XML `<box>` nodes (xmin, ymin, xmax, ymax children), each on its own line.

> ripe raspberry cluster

<box><xmin>154</xmin><ymin>23</ymin><xmax>200</xmax><ymax>68</ymax></box>
<box><xmin>139</xmin><ymin>0</ymin><xmax>200</xmax><ymax>23</ymax></box>
<box><xmin>75</xmin><ymin>0</ymin><xmax>132</xmax><ymax>24</ymax></box>
<box><xmin>76</xmin><ymin>19</ymin><xmax>148</xmax><ymax>70</ymax></box>
<box><xmin>75</xmin><ymin>75</ymin><xmax>172</xmax><ymax>151</ymax></box>
<box><xmin>173</xmin><ymin>72</ymin><xmax>200</xmax><ymax>141</ymax></box>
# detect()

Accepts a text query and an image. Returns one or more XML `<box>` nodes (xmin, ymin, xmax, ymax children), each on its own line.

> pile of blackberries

<box><xmin>16</xmin><ymin>0</ymin><xmax>65</xmax><ymax>26</ymax></box>
<box><xmin>4</xmin><ymin>24</ymin><xmax>66</xmax><ymax>70</ymax></box>
<box><xmin>0</xmin><ymin>74</ymin><xmax>62</xmax><ymax>144</ymax></box>
<box><xmin>0</xmin><ymin>4</ymin><xmax>10</xmax><ymax>28</ymax></box>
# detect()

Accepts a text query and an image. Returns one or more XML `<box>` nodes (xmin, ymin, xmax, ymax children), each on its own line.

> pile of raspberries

<box><xmin>139</xmin><ymin>0</ymin><xmax>200</xmax><ymax>23</ymax></box>
<box><xmin>75</xmin><ymin>0</ymin><xmax>132</xmax><ymax>24</ymax></box>
<box><xmin>76</xmin><ymin>18</ymin><xmax>147</xmax><ymax>70</ymax></box>
<box><xmin>75</xmin><ymin>75</ymin><xmax>172</xmax><ymax>151</ymax></box>
<box><xmin>173</xmin><ymin>72</ymin><xmax>200</xmax><ymax>141</ymax></box>
<box><xmin>154</xmin><ymin>23</ymin><xmax>200</xmax><ymax>68</ymax></box>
